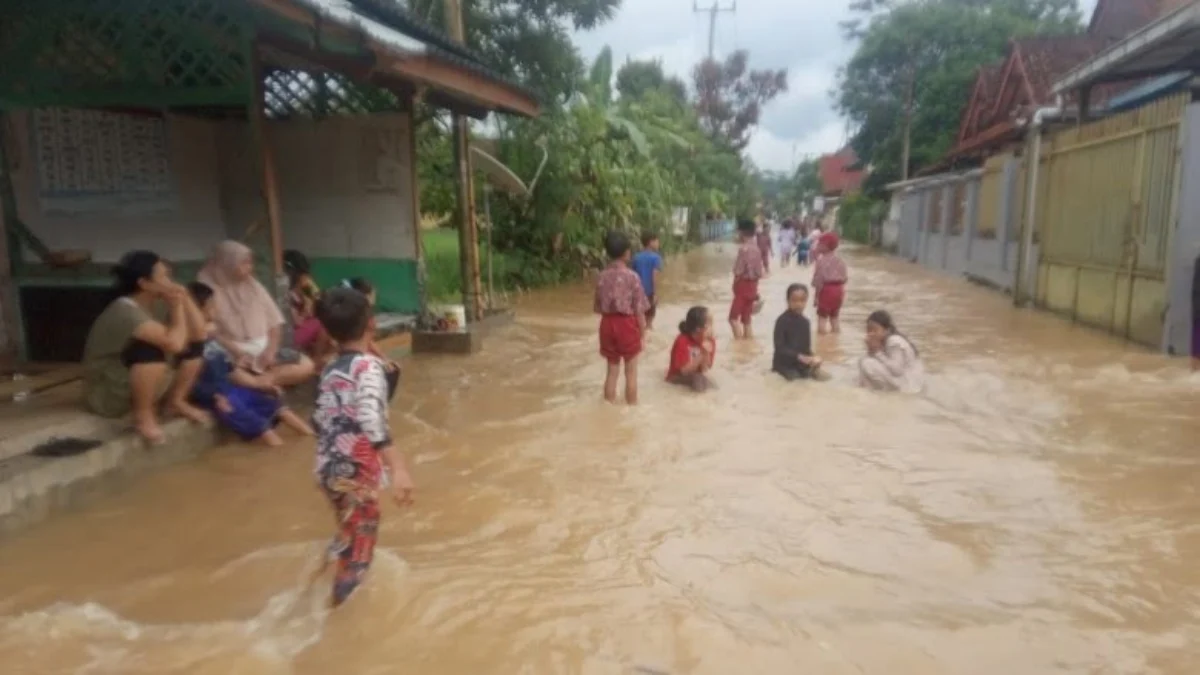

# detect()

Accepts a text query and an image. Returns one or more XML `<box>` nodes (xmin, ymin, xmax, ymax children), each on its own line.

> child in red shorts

<box><xmin>594</xmin><ymin>230</ymin><xmax>650</xmax><ymax>404</ymax></box>
<box><xmin>812</xmin><ymin>231</ymin><xmax>848</xmax><ymax>334</ymax></box>
<box><xmin>729</xmin><ymin>218</ymin><xmax>765</xmax><ymax>339</ymax></box>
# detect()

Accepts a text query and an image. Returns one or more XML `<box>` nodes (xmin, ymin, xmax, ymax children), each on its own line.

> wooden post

<box><xmin>0</xmin><ymin>114</ymin><xmax>25</xmax><ymax>365</ymax></box>
<box><xmin>248</xmin><ymin>41</ymin><xmax>292</xmax><ymax>333</ymax></box>
<box><xmin>407</xmin><ymin>95</ymin><xmax>427</xmax><ymax>317</ymax></box>
<box><xmin>443</xmin><ymin>0</ymin><xmax>483</xmax><ymax>322</ymax></box>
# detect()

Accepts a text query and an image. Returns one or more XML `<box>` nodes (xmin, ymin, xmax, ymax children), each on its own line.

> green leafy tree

<box><xmin>836</xmin><ymin>0</ymin><xmax>1082</xmax><ymax>192</ymax></box>
<box><xmin>615</xmin><ymin>58</ymin><xmax>688</xmax><ymax>107</ymax></box>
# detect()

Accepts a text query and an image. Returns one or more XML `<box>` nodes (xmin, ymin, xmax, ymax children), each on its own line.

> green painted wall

<box><xmin>310</xmin><ymin>257</ymin><xmax>420</xmax><ymax>313</ymax></box>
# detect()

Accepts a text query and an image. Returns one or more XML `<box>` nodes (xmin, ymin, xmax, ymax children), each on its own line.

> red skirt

<box><xmin>816</xmin><ymin>282</ymin><xmax>845</xmax><ymax>318</ymax></box>
<box><xmin>729</xmin><ymin>278</ymin><xmax>759</xmax><ymax>324</ymax></box>
<box><xmin>599</xmin><ymin>314</ymin><xmax>642</xmax><ymax>364</ymax></box>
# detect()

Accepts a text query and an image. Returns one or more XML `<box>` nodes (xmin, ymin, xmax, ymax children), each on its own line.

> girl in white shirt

<box><xmin>858</xmin><ymin>310</ymin><xmax>925</xmax><ymax>394</ymax></box>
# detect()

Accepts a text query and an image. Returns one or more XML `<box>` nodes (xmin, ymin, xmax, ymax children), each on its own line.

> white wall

<box><xmin>216</xmin><ymin>113</ymin><xmax>416</xmax><ymax>261</ymax></box>
<box><xmin>7</xmin><ymin>111</ymin><xmax>224</xmax><ymax>263</ymax></box>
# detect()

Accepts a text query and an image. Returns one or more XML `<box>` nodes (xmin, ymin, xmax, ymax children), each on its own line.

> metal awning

<box><xmin>253</xmin><ymin>0</ymin><xmax>540</xmax><ymax>118</ymax></box>
<box><xmin>1053</xmin><ymin>1</ymin><xmax>1200</xmax><ymax>94</ymax></box>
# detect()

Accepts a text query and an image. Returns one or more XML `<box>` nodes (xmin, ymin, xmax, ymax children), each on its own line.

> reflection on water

<box><xmin>2</xmin><ymin>244</ymin><xmax>1200</xmax><ymax>674</ymax></box>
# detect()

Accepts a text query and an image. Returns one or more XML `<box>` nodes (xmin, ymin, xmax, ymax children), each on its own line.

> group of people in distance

<box><xmin>593</xmin><ymin>218</ymin><xmax>926</xmax><ymax>403</ymax></box>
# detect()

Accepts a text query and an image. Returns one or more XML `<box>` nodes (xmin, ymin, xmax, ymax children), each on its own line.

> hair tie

<box><xmin>340</xmin><ymin>279</ymin><xmax>352</xmax><ymax>289</ymax></box>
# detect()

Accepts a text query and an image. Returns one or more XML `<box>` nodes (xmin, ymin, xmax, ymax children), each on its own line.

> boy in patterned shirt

<box><xmin>311</xmin><ymin>287</ymin><xmax>413</xmax><ymax>607</ymax></box>
<box><xmin>594</xmin><ymin>230</ymin><xmax>650</xmax><ymax>404</ymax></box>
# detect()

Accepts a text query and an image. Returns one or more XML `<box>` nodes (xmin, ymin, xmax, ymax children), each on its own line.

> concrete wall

<box><xmin>1164</xmin><ymin>103</ymin><xmax>1200</xmax><ymax>356</ymax></box>
<box><xmin>217</xmin><ymin>113</ymin><xmax>420</xmax><ymax>313</ymax></box>
<box><xmin>892</xmin><ymin>166</ymin><xmax>1031</xmax><ymax>294</ymax></box>
<box><xmin>6</xmin><ymin>110</ymin><xmax>224</xmax><ymax>263</ymax></box>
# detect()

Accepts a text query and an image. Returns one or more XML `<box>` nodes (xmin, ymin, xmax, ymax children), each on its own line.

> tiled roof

<box><xmin>818</xmin><ymin>147</ymin><xmax>865</xmax><ymax>196</ymax></box>
<box><xmin>1014</xmin><ymin>35</ymin><xmax>1104</xmax><ymax>104</ymax></box>
<box><xmin>1088</xmin><ymin>0</ymin><xmax>1193</xmax><ymax>43</ymax></box>
<box><xmin>958</xmin><ymin>64</ymin><xmax>1004</xmax><ymax>142</ymax></box>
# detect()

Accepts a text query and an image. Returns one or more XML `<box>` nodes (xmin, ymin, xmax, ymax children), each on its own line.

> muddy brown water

<box><xmin>1</xmin><ymin>244</ymin><xmax>1199</xmax><ymax>674</ymax></box>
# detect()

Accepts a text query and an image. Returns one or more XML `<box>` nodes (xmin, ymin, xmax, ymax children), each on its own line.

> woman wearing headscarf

<box><xmin>811</xmin><ymin>231</ymin><xmax>848</xmax><ymax>335</ymax></box>
<box><xmin>82</xmin><ymin>250</ymin><xmax>210</xmax><ymax>443</ymax></box>
<box><xmin>197</xmin><ymin>240</ymin><xmax>316</xmax><ymax>387</ymax></box>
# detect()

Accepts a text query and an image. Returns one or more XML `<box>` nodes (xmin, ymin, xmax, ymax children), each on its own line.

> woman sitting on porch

<box><xmin>197</xmin><ymin>240</ymin><xmax>316</xmax><ymax>388</ymax></box>
<box><xmin>82</xmin><ymin>250</ymin><xmax>211</xmax><ymax>444</ymax></box>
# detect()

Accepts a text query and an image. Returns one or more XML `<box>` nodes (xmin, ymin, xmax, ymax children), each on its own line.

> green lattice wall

<box><xmin>263</xmin><ymin>69</ymin><xmax>405</xmax><ymax>119</ymax></box>
<box><xmin>0</xmin><ymin>0</ymin><xmax>253</xmax><ymax>109</ymax></box>
<box><xmin>0</xmin><ymin>0</ymin><xmax>411</xmax><ymax>117</ymax></box>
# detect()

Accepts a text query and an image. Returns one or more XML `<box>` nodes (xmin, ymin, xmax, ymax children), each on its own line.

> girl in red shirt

<box><xmin>667</xmin><ymin>306</ymin><xmax>716</xmax><ymax>392</ymax></box>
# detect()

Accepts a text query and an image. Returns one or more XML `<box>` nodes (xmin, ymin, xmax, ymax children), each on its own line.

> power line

<box><xmin>693</xmin><ymin>1</ymin><xmax>736</xmax><ymax>60</ymax></box>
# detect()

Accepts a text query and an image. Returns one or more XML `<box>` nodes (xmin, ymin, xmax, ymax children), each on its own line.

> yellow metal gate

<box><xmin>1034</xmin><ymin>93</ymin><xmax>1187</xmax><ymax>347</ymax></box>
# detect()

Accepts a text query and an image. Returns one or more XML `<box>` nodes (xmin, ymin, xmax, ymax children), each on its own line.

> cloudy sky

<box><xmin>573</xmin><ymin>0</ymin><xmax>1102</xmax><ymax>173</ymax></box>
<box><xmin>573</xmin><ymin>0</ymin><xmax>856</xmax><ymax>174</ymax></box>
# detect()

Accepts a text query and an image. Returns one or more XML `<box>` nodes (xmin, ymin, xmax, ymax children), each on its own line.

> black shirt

<box><xmin>772</xmin><ymin>310</ymin><xmax>813</xmax><ymax>374</ymax></box>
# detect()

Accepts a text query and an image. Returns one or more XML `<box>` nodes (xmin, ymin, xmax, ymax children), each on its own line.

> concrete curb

<box><xmin>0</xmin><ymin>417</ymin><xmax>220</xmax><ymax>536</ymax></box>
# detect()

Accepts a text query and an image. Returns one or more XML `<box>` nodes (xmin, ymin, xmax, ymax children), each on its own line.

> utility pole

<box><xmin>900</xmin><ymin>64</ymin><xmax>916</xmax><ymax>182</ymax></box>
<box><xmin>443</xmin><ymin>0</ymin><xmax>483</xmax><ymax>322</ymax></box>
<box><xmin>693</xmin><ymin>1</ymin><xmax>736</xmax><ymax>60</ymax></box>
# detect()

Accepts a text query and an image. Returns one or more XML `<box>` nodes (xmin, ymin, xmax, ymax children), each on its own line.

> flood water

<box><xmin>2</xmin><ymin>244</ymin><xmax>1200</xmax><ymax>674</ymax></box>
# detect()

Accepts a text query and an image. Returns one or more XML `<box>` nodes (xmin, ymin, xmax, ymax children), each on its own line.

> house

<box><xmin>943</xmin><ymin>0</ymin><xmax>1190</xmax><ymax>168</ymax></box>
<box><xmin>816</xmin><ymin>146</ymin><xmax>865</xmax><ymax>230</ymax></box>
<box><xmin>0</xmin><ymin>0</ymin><xmax>539</xmax><ymax>367</ymax></box>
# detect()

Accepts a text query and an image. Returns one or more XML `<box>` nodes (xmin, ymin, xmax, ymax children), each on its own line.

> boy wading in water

<box><xmin>311</xmin><ymin>287</ymin><xmax>413</xmax><ymax>607</ymax></box>
<box><xmin>595</xmin><ymin>230</ymin><xmax>650</xmax><ymax>404</ymax></box>
<box><xmin>631</xmin><ymin>232</ymin><xmax>664</xmax><ymax>330</ymax></box>
<box><xmin>772</xmin><ymin>283</ymin><xmax>827</xmax><ymax>381</ymax></box>
<box><xmin>729</xmin><ymin>218</ymin><xmax>765</xmax><ymax>339</ymax></box>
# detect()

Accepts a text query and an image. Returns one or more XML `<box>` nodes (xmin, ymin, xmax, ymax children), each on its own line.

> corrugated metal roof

<box><xmin>279</xmin><ymin>0</ymin><xmax>539</xmax><ymax>109</ymax></box>
<box><xmin>296</xmin><ymin>0</ymin><xmax>427</xmax><ymax>53</ymax></box>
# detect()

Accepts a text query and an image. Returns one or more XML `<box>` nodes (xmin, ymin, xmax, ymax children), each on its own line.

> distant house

<box><xmin>816</xmin><ymin>146</ymin><xmax>866</xmax><ymax>230</ymax></box>
<box><xmin>938</xmin><ymin>0</ymin><xmax>1190</xmax><ymax>169</ymax></box>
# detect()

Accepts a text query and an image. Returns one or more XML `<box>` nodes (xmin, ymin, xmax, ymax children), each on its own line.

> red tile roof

<box><xmin>818</xmin><ymin>147</ymin><xmax>865</xmax><ymax>196</ymax></box>
<box><xmin>1014</xmin><ymin>35</ymin><xmax>1104</xmax><ymax>104</ymax></box>
<box><xmin>1089</xmin><ymin>0</ymin><xmax>1193</xmax><ymax>43</ymax></box>
<box><xmin>957</xmin><ymin>64</ymin><xmax>1004</xmax><ymax>143</ymax></box>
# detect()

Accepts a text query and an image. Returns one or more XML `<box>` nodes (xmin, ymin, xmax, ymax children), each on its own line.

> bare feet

<box><xmin>260</xmin><ymin>429</ymin><xmax>284</xmax><ymax>447</ymax></box>
<box><xmin>168</xmin><ymin>399</ymin><xmax>214</xmax><ymax>426</ymax></box>
<box><xmin>278</xmin><ymin>408</ymin><xmax>315</xmax><ymax>436</ymax></box>
<box><xmin>133</xmin><ymin>417</ymin><xmax>166</xmax><ymax>445</ymax></box>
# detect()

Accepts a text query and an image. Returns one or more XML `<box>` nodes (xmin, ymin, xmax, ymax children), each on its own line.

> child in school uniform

<box><xmin>595</xmin><ymin>230</ymin><xmax>651</xmax><ymax>404</ymax></box>
<box><xmin>811</xmin><ymin>231</ymin><xmax>848</xmax><ymax>335</ymax></box>
<box><xmin>756</xmin><ymin>220</ymin><xmax>774</xmax><ymax>274</ymax></box>
<box><xmin>729</xmin><ymin>218</ymin><xmax>765</xmax><ymax>339</ymax></box>
<box><xmin>311</xmin><ymin>287</ymin><xmax>414</xmax><ymax>607</ymax></box>
<box><xmin>666</xmin><ymin>306</ymin><xmax>716</xmax><ymax>392</ymax></box>
<box><xmin>187</xmin><ymin>282</ymin><xmax>313</xmax><ymax>446</ymax></box>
